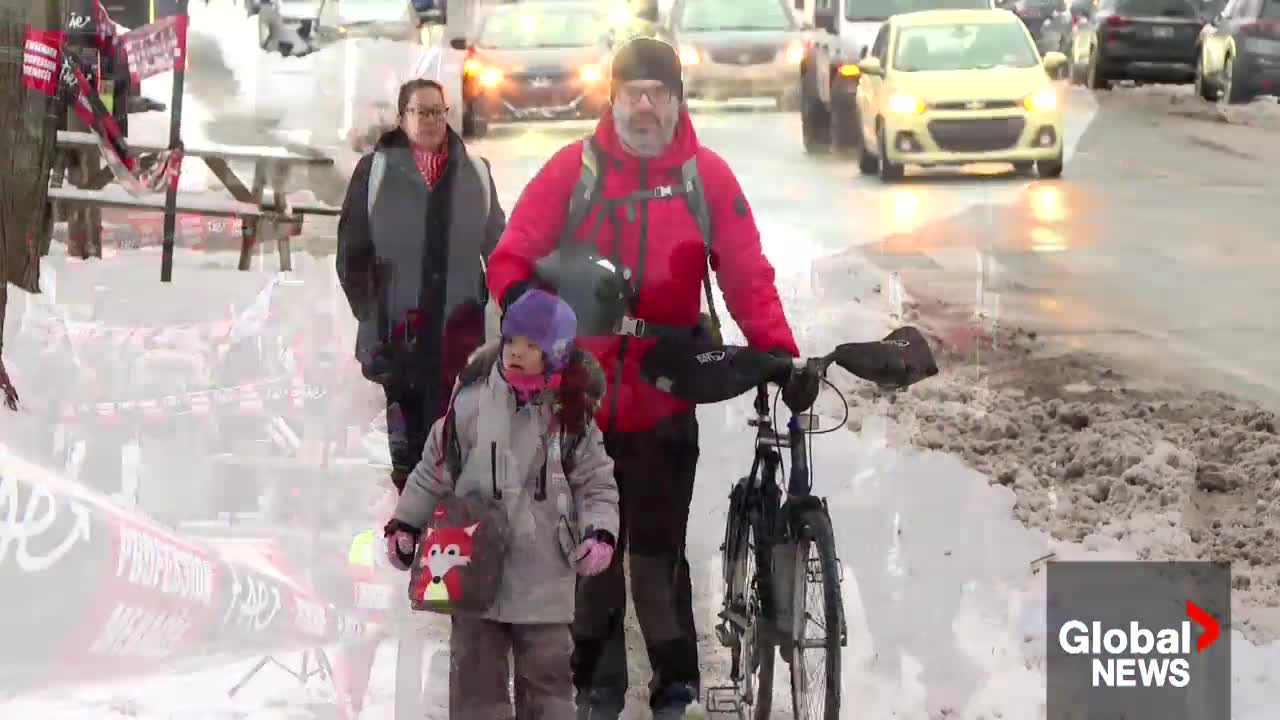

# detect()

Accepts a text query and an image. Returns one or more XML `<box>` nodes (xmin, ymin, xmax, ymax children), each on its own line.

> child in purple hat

<box><xmin>384</xmin><ymin>289</ymin><xmax>619</xmax><ymax>719</ymax></box>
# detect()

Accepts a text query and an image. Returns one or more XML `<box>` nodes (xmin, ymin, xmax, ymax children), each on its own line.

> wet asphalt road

<box><xmin>461</xmin><ymin>89</ymin><xmax>1279</xmax><ymax>412</ymax></box>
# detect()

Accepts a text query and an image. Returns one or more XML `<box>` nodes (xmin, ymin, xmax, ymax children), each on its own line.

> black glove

<box><xmin>500</xmin><ymin>279</ymin><xmax>534</xmax><ymax>312</ymax></box>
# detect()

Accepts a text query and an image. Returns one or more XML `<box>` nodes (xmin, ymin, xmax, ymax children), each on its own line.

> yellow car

<box><xmin>852</xmin><ymin>9</ymin><xmax>1068</xmax><ymax>181</ymax></box>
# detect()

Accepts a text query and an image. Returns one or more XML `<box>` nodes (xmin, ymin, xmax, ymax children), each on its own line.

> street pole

<box><xmin>160</xmin><ymin>0</ymin><xmax>189</xmax><ymax>282</ymax></box>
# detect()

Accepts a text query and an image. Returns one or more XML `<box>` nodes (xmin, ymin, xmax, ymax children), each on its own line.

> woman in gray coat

<box><xmin>336</xmin><ymin>77</ymin><xmax>506</xmax><ymax>494</ymax></box>
<box><xmin>385</xmin><ymin>290</ymin><xmax>620</xmax><ymax>720</ymax></box>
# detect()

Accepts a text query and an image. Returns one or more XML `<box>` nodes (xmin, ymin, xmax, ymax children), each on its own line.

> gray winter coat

<box><xmin>336</xmin><ymin>126</ymin><xmax>505</xmax><ymax>378</ymax></box>
<box><xmin>393</xmin><ymin>346</ymin><xmax>620</xmax><ymax>624</ymax></box>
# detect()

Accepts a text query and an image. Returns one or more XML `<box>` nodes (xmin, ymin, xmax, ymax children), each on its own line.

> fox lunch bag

<box><xmin>408</xmin><ymin>493</ymin><xmax>510</xmax><ymax>615</ymax></box>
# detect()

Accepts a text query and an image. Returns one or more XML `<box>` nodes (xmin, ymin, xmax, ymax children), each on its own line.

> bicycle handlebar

<box><xmin>639</xmin><ymin>326</ymin><xmax>940</xmax><ymax>413</ymax></box>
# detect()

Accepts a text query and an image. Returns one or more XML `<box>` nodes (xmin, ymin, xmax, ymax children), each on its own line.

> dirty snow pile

<box><xmin>846</xmin><ymin>298</ymin><xmax>1280</xmax><ymax>648</ymax></box>
<box><xmin>1102</xmin><ymin>83</ymin><xmax>1280</xmax><ymax>132</ymax></box>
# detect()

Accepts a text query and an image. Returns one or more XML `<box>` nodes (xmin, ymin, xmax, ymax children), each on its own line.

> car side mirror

<box><xmin>449</xmin><ymin>36</ymin><xmax>467</xmax><ymax>51</ymax></box>
<box><xmin>858</xmin><ymin>56</ymin><xmax>883</xmax><ymax>76</ymax></box>
<box><xmin>1042</xmin><ymin>51</ymin><xmax>1068</xmax><ymax>71</ymax></box>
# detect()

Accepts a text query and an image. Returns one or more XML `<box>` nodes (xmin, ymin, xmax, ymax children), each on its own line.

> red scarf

<box><xmin>412</xmin><ymin>142</ymin><xmax>449</xmax><ymax>188</ymax></box>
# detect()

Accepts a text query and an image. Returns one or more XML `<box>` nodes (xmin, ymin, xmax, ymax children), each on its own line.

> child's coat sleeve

<box><xmin>393</xmin><ymin>415</ymin><xmax>454</xmax><ymax>530</ymax></box>
<box><xmin>568</xmin><ymin>422</ymin><xmax>620</xmax><ymax>540</ymax></box>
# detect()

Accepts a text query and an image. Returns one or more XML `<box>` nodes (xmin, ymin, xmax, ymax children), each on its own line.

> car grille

<box><xmin>928</xmin><ymin>99</ymin><xmax>1020</xmax><ymax>111</ymax></box>
<box><xmin>708</xmin><ymin>45</ymin><xmax>778</xmax><ymax>65</ymax></box>
<box><xmin>927</xmin><ymin>117</ymin><xmax>1026</xmax><ymax>152</ymax></box>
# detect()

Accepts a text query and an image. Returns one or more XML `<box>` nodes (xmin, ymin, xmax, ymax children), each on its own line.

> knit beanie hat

<box><xmin>501</xmin><ymin>289</ymin><xmax>578</xmax><ymax>373</ymax></box>
<box><xmin>611</xmin><ymin>36</ymin><xmax>683</xmax><ymax>101</ymax></box>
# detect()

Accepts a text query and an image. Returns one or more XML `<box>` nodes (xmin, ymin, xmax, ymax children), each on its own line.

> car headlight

<box><xmin>888</xmin><ymin>94</ymin><xmax>925</xmax><ymax>114</ymax></box>
<box><xmin>1023</xmin><ymin>86</ymin><xmax>1057</xmax><ymax>112</ymax></box>
<box><xmin>580</xmin><ymin>63</ymin><xmax>602</xmax><ymax>83</ymax></box>
<box><xmin>479</xmin><ymin>67</ymin><xmax>504</xmax><ymax>87</ymax></box>
<box><xmin>679</xmin><ymin>46</ymin><xmax>700</xmax><ymax>65</ymax></box>
<box><xmin>784</xmin><ymin>41</ymin><xmax>805</xmax><ymax>64</ymax></box>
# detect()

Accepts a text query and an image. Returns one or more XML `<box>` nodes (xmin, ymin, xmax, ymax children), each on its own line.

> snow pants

<box><xmin>571</xmin><ymin>411</ymin><xmax>701</xmax><ymax>713</ymax></box>
<box><xmin>449</xmin><ymin>616</ymin><xmax>576</xmax><ymax>720</ymax></box>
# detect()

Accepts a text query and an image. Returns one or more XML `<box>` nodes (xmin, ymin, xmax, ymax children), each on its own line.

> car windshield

<box><xmin>1114</xmin><ymin>0</ymin><xmax>1198</xmax><ymax>15</ymax></box>
<box><xmin>892</xmin><ymin>21</ymin><xmax>1040</xmax><ymax>70</ymax></box>
<box><xmin>478</xmin><ymin>8</ymin><xmax>605</xmax><ymax>48</ymax></box>
<box><xmin>846</xmin><ymin>0</ymin><xmax>992</xmax><ymax>22</ymax></box>
<box><xmin>680</xmin><ymin>0</ymin><xmax>794</xmax><ymax>31</ymax></box>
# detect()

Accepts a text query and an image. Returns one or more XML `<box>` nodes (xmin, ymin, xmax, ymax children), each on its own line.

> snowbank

<box><xmin>1100</xmin><ymin>84</ymin><xmax>1280</xmax><ymax>132</ymax></box>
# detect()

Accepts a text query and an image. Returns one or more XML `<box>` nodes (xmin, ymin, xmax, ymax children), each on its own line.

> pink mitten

<box><xmin>573</xmin><ymin>538</ymin><xmax>614</xmax><ymax>576</ymax></box>
<box><xmin>386</xmin><ymin>531</ymin><xmax>416</xmax><ymax>571</ymax></box>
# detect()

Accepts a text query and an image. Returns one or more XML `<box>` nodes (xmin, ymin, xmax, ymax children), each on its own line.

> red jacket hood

<box><xmin>592</xmin><ymin>104</ymin><xmax>698</xmax><ymax>172</ymax></box>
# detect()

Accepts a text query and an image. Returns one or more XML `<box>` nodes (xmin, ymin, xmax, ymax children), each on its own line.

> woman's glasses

<box><xmin>404</xmin><ymin>106</ymin><xmax>449</xmax><ymax>120</ymax></box>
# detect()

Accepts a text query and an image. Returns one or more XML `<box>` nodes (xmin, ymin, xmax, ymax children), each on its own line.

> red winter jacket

<box><xmin>486</xmin><ymin>107</ymin><xmax>799</xmax><ymax>433</ymax></box>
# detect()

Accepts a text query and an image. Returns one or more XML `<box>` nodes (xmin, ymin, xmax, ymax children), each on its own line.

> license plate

<box><xmin>1152</xmin><ymin>26</ymin><xmax>1174</xmax><ymax>38</ymax></box>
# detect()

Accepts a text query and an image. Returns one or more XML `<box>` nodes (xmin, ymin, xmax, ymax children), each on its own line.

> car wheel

<box><xmin>1194</xmin><ymin>51</ymin><xmax>1216</xmax><ymax>101</ymax></box>
<box><xmin>464</xmin><ymin>104</ymin><xmax>489</xmax><ymax>138</ymax></box>
<box><xmin>1013</xmin><ymin>161</ymin><xmax>1035</xmax><ymax>174</ymax></box>
<box><xmin>801</xmin><ymin>68</ymin><xmax>832</xmax><ymax>155</ymax></box>
<box><xmin>258</xmin><ymin>15</ymin><xmax>275</xmax><ymax>51</ymax></box>
<box><xmin>1086</xmin><ymin>46</ymin><xmax>1111</xmax><ymax>90</ymax></box>
<box><xmin>877</xmin><ymin>124</ymin><xmax>903</xmax><ymax>182</ymax></box>
<box><xmin>1038</xmin><ymin>148</ymin><xmax>1065</xmax><ymax>179</ymax></box>
<box><xmin>857</xmin><ymin>130</ymin><xmax>879</xmax><ymax>175</ymax></box>
<box><xmin>831</xmin><ymin>92</ymin><xmax>860</xmax><ymax>155</ymax></box>
<box><xmin>1219</xmin><ymin>54</ymin><xmax>1251</xmax><ymax>106</ymax></box>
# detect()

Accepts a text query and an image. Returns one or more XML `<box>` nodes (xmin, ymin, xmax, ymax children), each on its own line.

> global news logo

<box><xmin>1058</xmin><ymin>600</ymin><xmax>1221</xmax><ymax>689</ymax></box>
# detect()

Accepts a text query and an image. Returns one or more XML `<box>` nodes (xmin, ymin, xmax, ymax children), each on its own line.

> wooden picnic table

<box><xmin>49</xmin><ymin>130</ymin><xmax>343</xmax><ymax>272</ymax></box>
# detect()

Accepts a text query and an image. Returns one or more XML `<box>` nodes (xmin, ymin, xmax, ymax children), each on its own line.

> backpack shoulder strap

<box><xmin>560</xmin><ymin>136</ymin><xmax>606</xmax><ymax>247</ymax></box>
<box><xmin>560</xmin><ymin>427</ymin><xmax>583</xmax><ymax>477</ymax></box>
<box><xmin>367</xmin><ymin>151</ymin><xmax>386</xmax><ymax>219</ymax></box>
<box><xmin>678</xmin><ymin>154</ymin><xmax>721</xmax><ymax>336</ymax></box>
<box><xmin>470</xmin><ymin>153</ymin><xmax>491</xmax><ymax>219</ymax></box>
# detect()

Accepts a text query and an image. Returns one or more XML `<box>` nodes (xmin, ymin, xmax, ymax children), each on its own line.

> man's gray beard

<box><xmin>612</xmin><ymin>101</ymin><xmax>679</xmax><ymax>158</ymax></box>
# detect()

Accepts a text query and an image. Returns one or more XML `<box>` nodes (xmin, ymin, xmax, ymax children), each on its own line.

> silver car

<box><xmin>668</xmin><ymin>0</ymin><xmax>808</xmax><ymax>108</ymax></box>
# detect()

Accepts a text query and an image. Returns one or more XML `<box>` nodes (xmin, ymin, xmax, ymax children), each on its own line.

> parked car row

<box><xmin>1066</xmin><ymin>0</ymin><xmax>1278</xmax><ymax>105</ymax></box>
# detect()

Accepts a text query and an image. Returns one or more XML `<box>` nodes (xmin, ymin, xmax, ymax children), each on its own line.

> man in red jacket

<box><xmin>485</xmin><ymin>37</ymin><xmax>799</xmax><ymax>720</ymax></box>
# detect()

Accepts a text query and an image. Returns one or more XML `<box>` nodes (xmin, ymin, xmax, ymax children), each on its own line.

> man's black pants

<box><xmin>571</xmin><ymin>411</ymin><xmax>700</xmax><ymax>712</ymax></box>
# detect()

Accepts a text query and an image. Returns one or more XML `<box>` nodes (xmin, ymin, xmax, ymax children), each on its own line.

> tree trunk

<box><xmin>0</xmin><ymin>0</ymin><xmax>65</xmax><ymax>409</ymax></box>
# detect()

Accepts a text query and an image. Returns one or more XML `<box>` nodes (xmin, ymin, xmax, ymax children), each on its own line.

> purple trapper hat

<box><xmin>501</xmin><ymin>289</ymin><xmax>578</xmax><ymax>373</ymax></box>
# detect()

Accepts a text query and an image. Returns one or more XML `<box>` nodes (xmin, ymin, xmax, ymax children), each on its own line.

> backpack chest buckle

<box><xmin>616</xmin><ymin>316</ymin><xmax>647</xmax><ymax>337</ymax></box>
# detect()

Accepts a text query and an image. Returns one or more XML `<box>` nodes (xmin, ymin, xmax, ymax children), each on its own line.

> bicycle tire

<box><xmin>722</xmin><ymin>486</ymin><xmax>776</xmax><ymax>719</ymax></box>
<box><xmin>788</xmin><ymin>508</ymin><xmax>843</xmax><ymax>720</ymax></box>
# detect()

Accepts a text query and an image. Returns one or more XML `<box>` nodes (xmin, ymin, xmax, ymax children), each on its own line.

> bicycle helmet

<box><xmin>532</xmin><ymin>246</ymin><xmax>635</xmax><ymax>337</ymax></box>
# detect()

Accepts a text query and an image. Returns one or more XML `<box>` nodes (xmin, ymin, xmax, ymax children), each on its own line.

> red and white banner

<box><xmin>116</xmin><ymin>14</ymin><xmax>189</xmax><ymax>86</ymax></box>
<box><xmin>20</xmin><ymin>26</ymin><xmax>66</xmax><ymax>97</ymax></box>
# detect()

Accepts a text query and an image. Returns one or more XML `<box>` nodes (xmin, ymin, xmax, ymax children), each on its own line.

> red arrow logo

<box><xmin>1187</xmin><ymin>600</ymin><xmax>1220</xmax><ymax>652</ymax></box>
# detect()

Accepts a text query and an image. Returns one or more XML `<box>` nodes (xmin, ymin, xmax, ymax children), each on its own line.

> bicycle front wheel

<box><xmin>789</xmin><ymin>508</ymin><xmax>843</xmax><ymax>720</ymax></box>
<box><xmin>723</xmin><ymin>486</ymin><xmax>776</xmax><ymax>719</ymax></box>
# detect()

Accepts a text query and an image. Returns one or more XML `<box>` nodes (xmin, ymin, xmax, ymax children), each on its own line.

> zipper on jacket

<box><xmin>490</xmin><ymin>441</ymin><xmax>502</xmax><ymax>499</ymax></box>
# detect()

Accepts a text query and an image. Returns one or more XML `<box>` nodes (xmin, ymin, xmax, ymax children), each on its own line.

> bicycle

<box><xmin>641</xmin><ymin>328</ymin><xmax>939</xmax><ymax>720</ymax></box>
